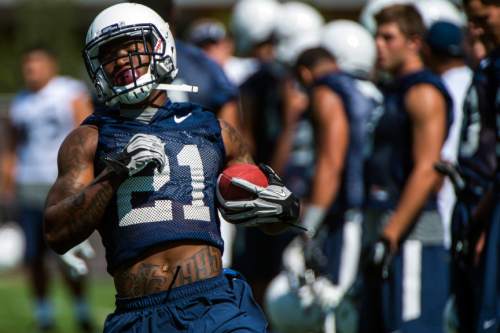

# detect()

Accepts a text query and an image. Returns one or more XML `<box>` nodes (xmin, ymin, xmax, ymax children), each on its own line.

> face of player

<box><xmin>375</xmin><ymin>22</ymin><xmax>414</xmax><ymax>74</ymax></box>
<box><xmin>467</xmin><ymin>0</ymin><xmax>490</xmax><ymax>41</ymax></box>
<box><xmin>22</xmin><ymin>50</ymin><xmax>57</xmax><ymax>91</ymax></box>
<box><xmin>483</xmin><ymin>4</ymin><xmax>500</xmax><ymax>45</ymax></box>
<box><xmin>465</xmin><ymin>0</ymin><xmax>493</xmax><ymax>63</ymax></box>
<box><xmin>99</xmin><ymin>37</ymin><xmax>152</xmax><ymax>87</ymax></box>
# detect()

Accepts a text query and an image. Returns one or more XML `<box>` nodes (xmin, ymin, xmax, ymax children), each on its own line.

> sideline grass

<box><xmin>0</xmin><ymin>272</ymin><xmax>115</xmax><ymax>333</ymax></box>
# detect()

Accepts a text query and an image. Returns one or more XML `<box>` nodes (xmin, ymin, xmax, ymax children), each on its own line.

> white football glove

<box><xmin>216</xmin><ymin>164</ymin><xmax>300</xmax><ymax>227</ymax></box>
<box><xmin>104</xmin><ymin>133</ymin><xmax>166</xmax><ymax>176</ymax></box>
<box><xmin>59</xmin><ymin>240</ymin><xmax>95</xmax><ymax>279</ymax></box>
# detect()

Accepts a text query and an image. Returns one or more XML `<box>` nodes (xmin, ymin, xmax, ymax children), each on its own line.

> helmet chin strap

<box><xmin>156</xmin><ymin>83</ymin><xmax>199</xmax><ymax>93</ymax></box>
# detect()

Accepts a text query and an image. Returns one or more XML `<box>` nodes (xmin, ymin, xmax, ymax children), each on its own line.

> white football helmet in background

<box><xmin>83</xmin><ymin>3</ymin><xmax>178</xmax><ymax>106</ymax></box>
<box><xmin>321</xmin><ymin>20</ymin><xmax>376</xmax><ymax>79</ymax></box>
<box><xmin>275</xmin><ymin>1</ymin><xmax>324</xmax><ymax>65</ymax></box>
<box><xmin>230</xmin><ymin>0</ymin><xmax>281</xmax><ymax>54</ymax></box>
<box><xmin>359</xmin><ymin>0</ymin><xmax>415</xmax><ymax>34</ymax></box>
<box><xmin>0</xmin><ymin>222</ymin><xmax>24</xmax><ymax>272</ymax></box>
<box><xmin>414</xmin><ymin>0</ymin><xmax>466</xmax><ymax>28</ymax></box>
<box><xmin>264</xmin><ymin>237</ymin><xmax>358</xmax><ymax>333</ymax></box>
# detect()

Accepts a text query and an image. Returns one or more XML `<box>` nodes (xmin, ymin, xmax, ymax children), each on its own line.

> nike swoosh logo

<box><xmin>174</xmin><ymin>113</ymin><xmax>192</xmax><ymax>124</ymax></box>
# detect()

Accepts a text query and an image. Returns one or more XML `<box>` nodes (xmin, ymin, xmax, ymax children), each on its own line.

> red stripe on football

<box><xmin>218</xmin><ymin>164</ymin><xmax>269</xmax><ymax>200</ymax></box>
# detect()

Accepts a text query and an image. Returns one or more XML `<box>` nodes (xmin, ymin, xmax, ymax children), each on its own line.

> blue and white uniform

<box><xmin>170</xmin><ymin>41</ymin><xmax>239</xmax><ymax>267</ymax></box>
<box><xmin>83</xmin><ymin>101</ymin><xmax>268</xmax><ymax>332</ymax></box>
<box><xmin>312</xmin><ymin>72</ymin><xmax>380</xmax><ymax>291</ymax></box>
<box><xmin>363</xmin><ymin>69</ymin><xmax>453</xmax><ymax>333</ymax></box>
<box><xmin>10</xmin><ymin>76</ymin><xmax>87</xmax><ymax>261</ymax></box>
<box><xmin>450</xmin><ymin>57</ymin><xmax>497</xmax><ymax>333</ymax></box>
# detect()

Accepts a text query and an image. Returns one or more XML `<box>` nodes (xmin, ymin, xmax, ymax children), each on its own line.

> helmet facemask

<box><xmin>83</xmin><ymin>24</ymin><xmax>176</xmax><ymax>106</ymax></box>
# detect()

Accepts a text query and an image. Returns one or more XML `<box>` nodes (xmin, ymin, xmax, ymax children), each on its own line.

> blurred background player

<box><xmin>188</xmin><ymin>18</ymin><xmax>258</xmax><ymax>87</ymax></box>
<box><xmin>265</xmin><ymin>44</ymin><xmax>379</xmax><ymax>333</ymax></box>
<box><xmin>423</xmin><ymin>20</ymin><xmax>473</xmax><ymax>252</ymax></box>
<box><xmin>462</xmin><ymin>1</ymin><xmax>500</xmax><ymax>331</ymax></box>
<box><xmin>362</xmin><ymin>4</ymin><xmax>453</xmax><ymax>332</ymax></box>
<box><xmin>0</xmin><ymin>45</ymin><xmax>94</xmax><ymax>332</ymax></box>
<box><xmin>422</xmin><ymin>2</ymin><xmax>499</xmax><ymax>331</ymax></box>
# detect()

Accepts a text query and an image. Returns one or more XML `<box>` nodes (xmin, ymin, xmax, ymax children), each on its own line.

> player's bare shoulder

<box><xmin>219</xmin><ymin>119</ymin><xmax>253</xmax><ymax>164</ymax></box>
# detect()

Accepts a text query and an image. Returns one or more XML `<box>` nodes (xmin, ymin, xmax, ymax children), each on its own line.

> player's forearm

<box><xmin>384</xmin><ymin>165</ymin><xmax>440</xmax><ymax>240</ymax></box>
<box><xmin>310</xmin><ymin>156</ymin><xmax>342</xmax><ymax>208</ymax></box>
<box><xmin>270</xmin><ymin>125</ymin><xmax>297</xmax><ymax>175</ymax></box>
<box><xmin>44</xmin><ymin>170</ymin><xmax>122</xmax><ymax>254</ymax></box>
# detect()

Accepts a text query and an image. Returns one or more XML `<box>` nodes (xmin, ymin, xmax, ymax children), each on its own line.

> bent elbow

<box><xmin>43</xmin><ymin>229</ymin><xmax>69</xmax><ymax>254</ymax></box>
<box><xmin>43</xmin><ymin>214</ymin><xmax>70</xmax><ymax>255</ymax></box>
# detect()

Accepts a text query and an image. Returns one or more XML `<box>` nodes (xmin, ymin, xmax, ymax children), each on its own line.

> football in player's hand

<box><xmin>218</xmin><ymin>163</ymin><xmax>268</xmax><ymax>200</ymax></box>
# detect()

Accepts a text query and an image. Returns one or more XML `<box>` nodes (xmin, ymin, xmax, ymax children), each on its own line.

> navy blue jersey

<box><xmin>83</xmin><ymin>101</ymin><xmax>225</xmax><ymax>273</ymax></box>
<box><xmin>484</xmin><ymin>49</ymin><xmax>500</xmax><ymax>188</ymax></box>
<box><xmin>172</xmin><ymin>41</ymin><xmax>238</xmax><ymax>113</ymax></box>
<box><xmin>315</xmin><ymin>72</ymin><xmax>380</xmax><ymax>213</ymax></box>
<box><xmin>365</xmin><ymin>69</ymin><xmax>453</xmax><ymax>210</ymax></box>
<box><xmin>457</xmin><ymin>58</ymin><xmax>497</xmax><ymax>200</ymax></box>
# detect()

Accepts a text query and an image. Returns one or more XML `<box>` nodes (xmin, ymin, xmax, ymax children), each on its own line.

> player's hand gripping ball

<box><xmin>216</xmin><ymin>163</ymin><xmax>300</xmax><ymax>234</ymax></box>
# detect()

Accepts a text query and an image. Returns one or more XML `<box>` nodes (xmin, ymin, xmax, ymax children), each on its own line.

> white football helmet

<box><xmin>264</xmin><ymin>236</ymin><xmax>358</xmax><ymax>333</ymax></box>
<box><xmin>359</xmin><ymin>0</ymin><xmax>415</xmax><ymax>34</ymax></box>
<box><xmin>275</xmin><ymin>2</ymin><xmax>324</xmax><ymax>65</ymax></box>
<box><xmin>322</xmin><ymin>20</ymin><xmax>376</xmax><ymax>78</ymax></box>
<box><xmin>414</xmin><ymin>0</ymin><xmax>466</xmax><ymax>28</ymax></box>
<box><xmin>230</xmin><ymin>0</ymin><xmax>281</xmax><ymax>54</ymax></box>
<box><xmin>83</xmin><ymin>3</ymin><xmax>178</xmax><ymax>106</ymax></box>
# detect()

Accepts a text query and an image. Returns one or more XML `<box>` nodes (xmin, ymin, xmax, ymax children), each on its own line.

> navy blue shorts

<box><xmin>382</xmin><ymin>241</ymin><xmax>450</xmax><ymax>333</ymax></box>
<box><xmin>104</xmin><ymin>269</ymin><xmax>268</xmax><ymax>333</ymax></box>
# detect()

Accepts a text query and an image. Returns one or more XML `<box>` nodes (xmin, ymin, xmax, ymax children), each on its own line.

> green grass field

<box><xmin>0</xmin><ymin>272</ymin><xmax>115</xmax><ymax>333</ymax></box>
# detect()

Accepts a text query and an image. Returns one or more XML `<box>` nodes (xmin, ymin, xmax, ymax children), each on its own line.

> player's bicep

<box><xmin>45</xmin><ymin>126</ymin><xmax>97</xmax><ymax>207</ymax></box>
<box><xmin>406</xmin><ymin>84</ymin><xmax>447</xmax><ymax>164</ymax></box>
<box><xmin>219</xmin><ymin>119</ymin><xmax>254</xmax><ymax>166</ymax></box>
<box><xmin>312</xmin><ymin>87</ymin><xmax>349</xmax><ymax>168</ymax></box>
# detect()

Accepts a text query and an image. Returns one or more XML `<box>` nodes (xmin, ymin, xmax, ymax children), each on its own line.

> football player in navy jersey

<box><xmin>362</xmin><ymin>4</ymin><xmax>453</xmax><ymax>333</ymax></box>
<box><xmin>436</xmin><ymin>2</ymin><xmax>497</xmax><ymax>331</ymax></box>
<box><xmin>42</xmin><ymin>3</ymin><xmax>299</xmax><ymax>332</ymax></box>
<box><xmin>292</xmin><ymin>46</ymin><xmax>374</xmax><ymax>288</ymax></box>
<box><xmin>465</xmin><ymin>1</ymin><xmax>500</xmax><ymax>331</ymax></box>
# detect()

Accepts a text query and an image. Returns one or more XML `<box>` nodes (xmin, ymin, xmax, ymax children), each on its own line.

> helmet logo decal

<box><xmin>154</xmin><ymin>39</ymin><xmax>163</xmax><ymax>53</ymax></box>
<box><xmin>101</xmin><ymin>24</ymin><xmax>120</xmax><ymax>35</ymax></box>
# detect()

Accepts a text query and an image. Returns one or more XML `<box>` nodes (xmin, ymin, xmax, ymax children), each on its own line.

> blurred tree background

<box><xmin>0</xmin><ymin>0</ymin><xmax>88</xmax><ymax>93</ymax></box>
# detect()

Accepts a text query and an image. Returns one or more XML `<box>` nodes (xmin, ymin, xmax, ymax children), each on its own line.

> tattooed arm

<box><xmin>44</xmin><ymin>125</ymin><xmax>125</xmax><ymax>254</ymax></box>
<box><xmin>219</xmin><ymin>119</ymin><xmax>253</xmax><ymax>165</ymax></box>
